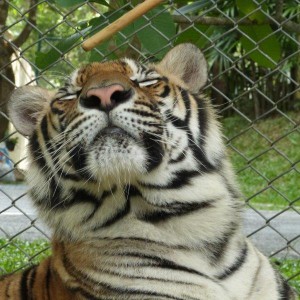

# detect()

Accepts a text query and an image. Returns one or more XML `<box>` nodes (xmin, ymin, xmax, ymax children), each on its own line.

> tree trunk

<box><xmin>0</xmin><ymin>0</ymin><xmax>37</xmax><ymax>140</ymax></box>
<box><xmin>0</xmin><ymin>41</ymin><xmax>15</xmax><ymax>140</ymax></box>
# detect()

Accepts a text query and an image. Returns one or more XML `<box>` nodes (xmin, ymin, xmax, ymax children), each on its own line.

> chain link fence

<box><xmin>0</xmin><ymin>0</ymin><xmax>299</xmax><ymax>289</ymax></box>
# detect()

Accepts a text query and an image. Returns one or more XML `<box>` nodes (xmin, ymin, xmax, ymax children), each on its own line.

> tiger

<box><xmin>1</xmin><ymin>43</ymin><xmax>297</xmax><ymax>299</ymax></box>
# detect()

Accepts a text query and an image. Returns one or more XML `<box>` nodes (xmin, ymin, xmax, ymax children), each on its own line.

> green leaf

<box><xmin>239</xmin><ymin>25</ymin><xmax>281</xmax><ymax>68</ymax></box>
<box><xmin>36</xmin><ymin>27</ymin><xmax>90</xmax><ymax>69</ymax></box>
<box><xmin>175</xmin><ymin>25</ymin><xmax>214</xmax><ymax>49</ymax></box>
<box><xmin>135</xmin><ymin>7</ymin><xmax>176</xmax><ymax>58</ymax></box>
<box><xmin>236</xmin><ymin>0</ymin><xmax>267</xmax><ymax>23</ymax></box>
<box><xmin>54</xmin><ymin>0</ymin><xmax>110</xmax><ymax>8</ymax></box>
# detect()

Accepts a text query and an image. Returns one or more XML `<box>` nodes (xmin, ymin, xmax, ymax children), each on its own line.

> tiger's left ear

<box><xmin>158</xmin><ymin>43</ymin><xmax>208</xmax><ymax>93</ymax></box>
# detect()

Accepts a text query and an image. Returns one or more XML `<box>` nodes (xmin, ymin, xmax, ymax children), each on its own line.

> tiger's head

<box><xmin>8</xmin><ymin>44</ymin><xmax>230</xmax><ymax>241</ymax></box>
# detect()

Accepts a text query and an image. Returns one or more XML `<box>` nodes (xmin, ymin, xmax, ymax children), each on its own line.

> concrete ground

<box><xmin>0</xmin><ymin>183</ymin><xmax>300</xmax><ymax>258</ymax></box>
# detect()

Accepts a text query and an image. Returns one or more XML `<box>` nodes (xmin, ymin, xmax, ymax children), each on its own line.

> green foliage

<box><xmin>35</xmin><ymin>3</ymin><xmax>176</xmax><ymax>68</ymax></box>
<box><xmin>6</xmin><ymin>0</ymin><xmax>299</xmax><ymax>113</ymax></box>
<box><xmin>0</xmin><ymin>239</ymin><xmax>51</xmax><ymax>275</ymax></box>
<box><xmin>223</xmin><ymin>112</ymin><xmax>300</xmax><ymax>210</ymax></box>
<box><xmin>25</xmin><ymin>0</ymin><xmax>297</xmax><ymax>77</ymax></box>
<box><xmin>236</xmin><ymin>0</ymin><xmax>281</xmax><ymax>68</ymax></box>
<box><xmin>175</xmin><ymin>25</ymin><xmax>214</xmax><ymax>49</ymax></box>
<box><xmin>36</xmin><ymin>30</ymin><xmax>85</xmax><ymax>69</ymax></box>
<box><xmin>272</xmin><ymin>258</ymin><xmax>300</xmax><ymax>294</ymax></box>
<box><xmin>135</xmin><ymin>8</ymin><xmax>176</xmax><ymax>58</ymax></box>
<box><xmin>54</xmin><ymin>0</ymin><xmax>111</xmax><ymax>8</ymax></box>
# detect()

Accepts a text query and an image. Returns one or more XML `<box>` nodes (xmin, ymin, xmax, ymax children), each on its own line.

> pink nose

<box><xmin>86</xmin><ymin>84</ymin><xmax>125</xmax><ymax>109</ymax></box>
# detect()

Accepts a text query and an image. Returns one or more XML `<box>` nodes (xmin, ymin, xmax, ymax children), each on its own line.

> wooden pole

<box><xmin>82</xmin><ymin>0</ymin><xmax>164</xmax><ymax>52</ymax></box>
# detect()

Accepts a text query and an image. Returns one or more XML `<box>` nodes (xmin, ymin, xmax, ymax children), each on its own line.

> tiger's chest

<box><xmin>55</xmin><ymin>241</ymin><xmax>233</xmax><ymax>300</ymax></box>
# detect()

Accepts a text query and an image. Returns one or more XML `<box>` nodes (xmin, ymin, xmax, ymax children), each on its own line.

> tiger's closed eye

<box><xmin>133</xmin><ymin>79</ymin><xmax>159</xmax><ymax>87</ymax></box>
<box><xmin>59</xmin><ymin>94</ymin><xmax>77</xmax><ymax>100</ymax></box>
<box><xmin>130</xmin><ymin>72</ymin><xmax>161</xmax><ymax>87</ymax></box>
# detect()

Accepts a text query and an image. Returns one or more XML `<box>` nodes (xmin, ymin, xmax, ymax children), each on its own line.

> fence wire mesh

<box><xmin>0</xmin><ymin>0</ymin><xmax>299</xmax><ymax>287</ymax></box>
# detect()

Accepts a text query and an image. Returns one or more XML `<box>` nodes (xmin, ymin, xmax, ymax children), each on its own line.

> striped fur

<box><xmin>2</xmin><ymin>44</ymin><xmax>297</xmax><ymax>299</ymax></box>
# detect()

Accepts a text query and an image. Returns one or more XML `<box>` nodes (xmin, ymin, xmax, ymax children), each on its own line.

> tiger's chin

<box><xmin>86</xmin><ymin>135</ymin><xmax>148</xmax><ymax>183</ymax></box>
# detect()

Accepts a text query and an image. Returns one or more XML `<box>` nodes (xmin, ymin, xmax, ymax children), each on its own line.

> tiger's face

<box><xmin>8</xmin><ymin>44</ymin><xmax>225</xmax><ymax>239</ymax></box>
<box><xmin>51</xmin><ymin>59</ymin><xmax>168</xmax><ymax>182</ymax></box>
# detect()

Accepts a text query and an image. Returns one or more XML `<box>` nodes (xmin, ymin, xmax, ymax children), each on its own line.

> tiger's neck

<box><xmin>36</xmin><ymin>155</ymin><xmax>242</xmax><ymax>252</ymax></box>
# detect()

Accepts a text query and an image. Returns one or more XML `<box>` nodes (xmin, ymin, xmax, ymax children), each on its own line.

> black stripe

<box><xmin>204</xmin><ymin>223</ymin><xmax>237</xmax><ymax>262</ymax></box>
<box><xmin>216</xmin><ymin>245</ymin><xmax>248</xmax><ymax>280</ymax></box>
<box><xmin>279</xmin><ymin>280</ymin><xmax>293</xmax><ymax>300</ymax></box>
<box><xmin>139</xmin><ymin>64</ymin><xmax>147</xmax><ymax>73</ymax></box>
<box><xmin>161</xmin><ymin>76</ymin><xmax>169</xmax><ymax>83</ymax></box>
<box><xmin>49</xmin><ymin>178</ymin><xmax>63</xmax><ymax>209</ymax></box>
<box><xmin>181</xmin><ymin>89</ymin><xmax>190</xmax><ymax>118</ymax></box>
<box><xmin>71</xmin><ymin>188</ymin><xmax>101</xmax><ymax>206</ymax></box>
<box><xmin>50</xmin><ymin>100</ymin><xmax>64</xmax><ymax>115</ymax></box>
<box><xmin>188</xmin><ymin>96</ymin><xmax>215</xmax><ymax>172</ymax></box>
<box><xmin>100</xmin><ymin>236</ymin><xmax>188</xmax><ymax>250</ymax></box>
<box><xmin>117</xmin><ymin>251</ymin><xmax>213</xmax><ymax>280</ymax></box>
<box><xmin>63</xmin><ymin>254</ymin><xmax>195</xmax><ymax>300</ymax></box>
<box><xmin>221</xmin><ymin>175</ymin><xmax>241</xmax><ymax>200</ymax></box>
<box><xmin>29</xmin><ymin>132</ymin><xmax>48</xmax><ymax>172</ymax></box>
<box><xmin>125</xmin><ymin>184</ymin><xmax>142</xmax><ymax>198</ymax></box>
<box><xmin>125</xmin><ymin>108</ymin><xmax>160</xmax><ymax>120</ymax></box>
<box><xmin>188</xmin><ymin>129</ymin><xmax>215</xmax><ymax>172</ymax></box>
<box><xmin>167</xmin><ymin>90</ymin><xmax>216</xmax><ymax>173</ymax></box>
<box><xmin>82</xmin><ymin>252</ymin><xmax>211</xmax><ymax>287</ymax></box>
<box><xmin>82</xmin><ymin>186</ymin><xmax>117</xmax><ymax>222</ymax></box>
<box><xmin>78</xmin><ymin>281</ymin><xmax>188</xmax><ymax>300</ymax></box>
<box><xmin>276</xmin><ymin>272</ymin><xmax>296</xmax><ymax>300</ymax></box>
<box><xmin>48</xmin><ymin>113</ymin><xmax>61</xmax><ymax>132</ymax></box>
<box><xmin>40</xmin><ymin>115</ymin><xmax>64</xmax><ymax>174</ymax></box>
<box><xmin>142</xmin><ymin>132</ymin><xmax>164</xmax><ymax>172</ymax></box>
<box><xmin>92</xmin><ymin>185</ymin><xmax>133</xmax><ymax>230</ymax></box>
<box><xmin>20</xmin><ymin>267</ymin><xmax>32</xmax><ymax>300</ymax></box>
<box><xmin>70</xmin><ymin>145</ymin><xmax>88</xmax><ymax>176</ymax></box>
<box><xmin>101</xmin><ymin>201</ymin><xmax>130</xmax><ymax>228</ymax></box>
<box><xmin>135</xmin><ymin>101</ymin><xmax>157</xmax><ymax>111</ymax></box>
<box><xmin>139</xmin><ymin>170</ymin><xmax>199</xmax><ymax>189</ymax></box>
<box><xmin>195</xmin><ymin>95</ymin><xmax>208</xmax><ymax>142</ymax></box>
<box><xmin>167</xmin><ymin>112</ymin><xmax>186</xmax><ymax>129</ymax></box>
<box><xmin>31</xmin><ymin>177</ymin><xmax>60</xmax><ymax>210</ymax></box>
<box><xmin>28</xmin><ymin>266</ymin><xmax>36</xmax><ymax>298</ymax></box>
<box><xmin>159</xmin><ymin>85</ymin><xmax>170</xmax><ymax>98</ymax></box>
<box><xmin>45</xmin><ymin>263</ymin><xmax>51</xmax><ymax>300</ymax></box>
<box><xmin>40</xmin><ymin>115</ymin><xmax>50</xmax><ymax>144</ymax></box>
<box><xmin>139</xmin><ymin>200</ymin><xmax>214</xmax><ymax>223</ymax></box>
<box><xmin>68</xmin><ymin>115</ymin><xmax>90</xmax><ymax>132</ymax></box>
<box><xmin>57</xmin><ymin>87</ymin><xmax>68</xmax><ymax>94</ymax></box>
<box><xmin>58</xmin><ymin>171</ymin><xmax>82</xmax><ymax>181</ymax></box>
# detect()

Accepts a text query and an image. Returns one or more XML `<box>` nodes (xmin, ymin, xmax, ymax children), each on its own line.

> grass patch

<box><xmin>0</xmin><ymin>239</ymin><xmax>51</xmax><ymax>275</ymax></box>
<box><xmin>222</xmin><ymin>112</ymin><xmax>300</xmax><ymax>210</ymax></box>
<box><xmin>272</xmin><ymin>258</ymin><xmax>300</xmax><ymax>295</ymax></box>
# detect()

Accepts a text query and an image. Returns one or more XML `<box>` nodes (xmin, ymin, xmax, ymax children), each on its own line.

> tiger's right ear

<box><xmin>8</xmin><ymin>86</ymin><xmax>56</xmax><ymax>136</ymax></box>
